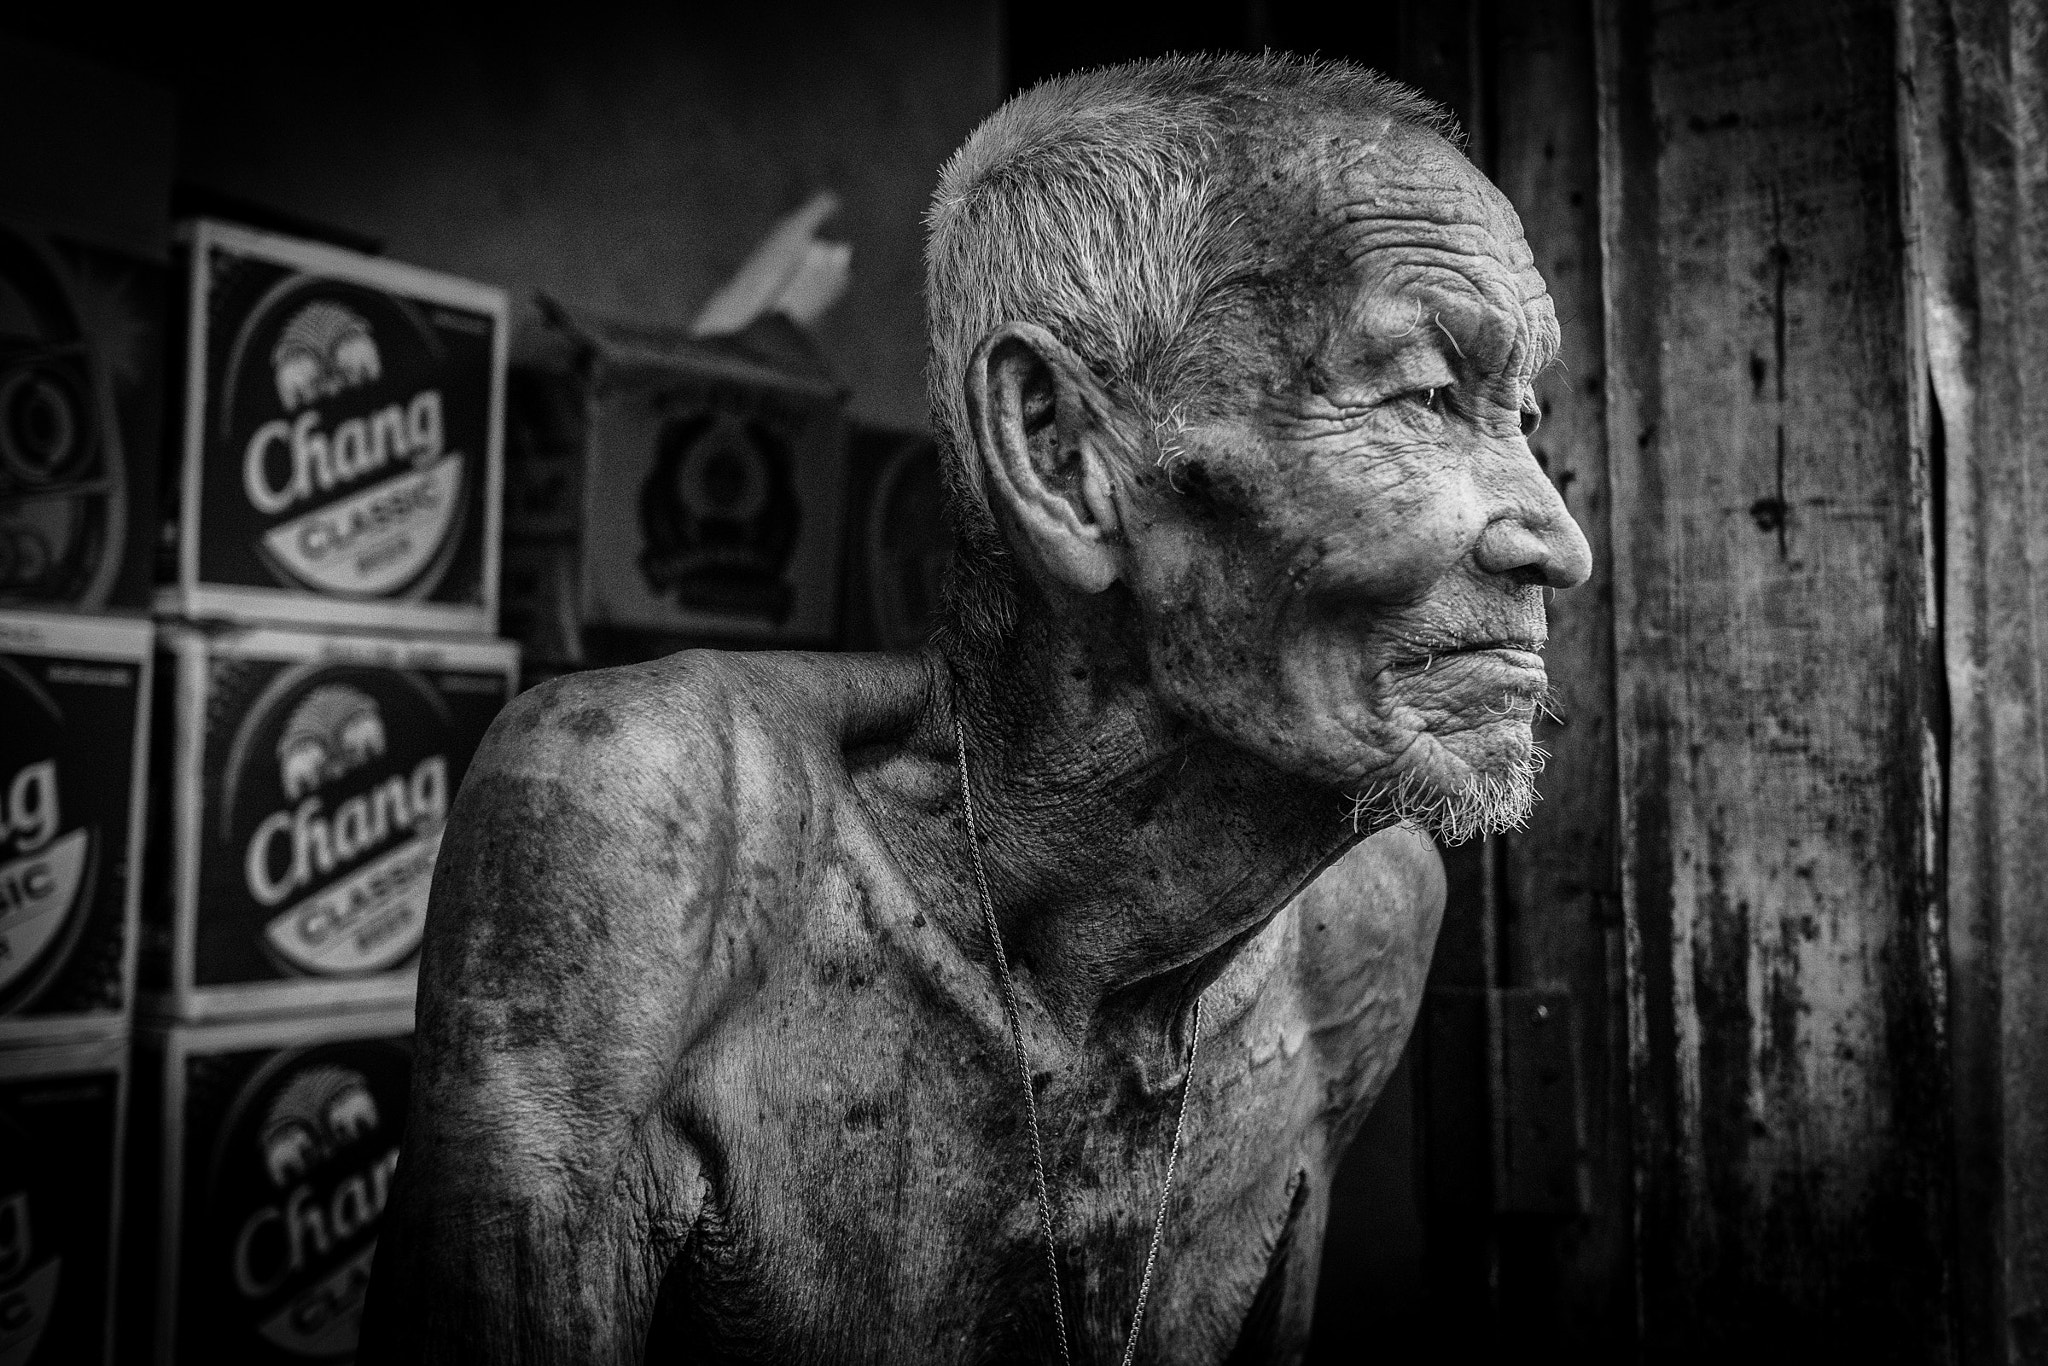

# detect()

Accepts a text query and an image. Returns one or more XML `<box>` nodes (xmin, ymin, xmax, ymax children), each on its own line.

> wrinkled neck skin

<box><xmin>924</xmin><ymin>590</ymin><xmax>1366</xmax><ymax>1054</ymax></box>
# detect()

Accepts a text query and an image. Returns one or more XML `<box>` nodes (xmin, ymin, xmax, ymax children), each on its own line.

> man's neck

<box><xmin>930</xmin><ymin>609</ymin><xmax>1365</xmax><ymax>1046</ymax></box>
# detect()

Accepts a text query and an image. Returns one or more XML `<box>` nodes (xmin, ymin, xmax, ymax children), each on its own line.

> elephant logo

<box><xmin>277</xmin><ymin>684</ymin><xmax>386</xmax><ymax>801</ymax></box>
<box><xmin>257</xmin><ymin>1064</ymin><xmax>382</xmax><ymax>1189</ymax></box>
<box><xmin>271</xmin><ymin>301</ymin><xmax>381</xmax><ymax>412</ymax></box>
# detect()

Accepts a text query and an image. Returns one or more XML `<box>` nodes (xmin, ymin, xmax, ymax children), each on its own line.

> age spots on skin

<box><xmin>428</xmin><ymin>772</ymin><xmax>622</xmax><ymax>1050</ymax></box>
<box><xmin>561</xmin><ymin>707</ymin><xmax>620</xmax><ymax>741</ymax></box>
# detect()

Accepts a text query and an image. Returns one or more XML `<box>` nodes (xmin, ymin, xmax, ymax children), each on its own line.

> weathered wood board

<box><xmin>1903</xmin><ymin>0</ymin><xmax>2048</xmax><ymax>1357</ymax></box>
<box><xmin>1596</xmin><ymin>0</ymin><xmax>1954</xmax><ymax>1358</ymax></box>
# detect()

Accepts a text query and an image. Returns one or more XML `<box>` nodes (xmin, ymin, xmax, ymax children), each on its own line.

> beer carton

<box><xmin>0</xmin><ymin>222</ymin><xmax>168</xmax><ymax>613</ymax></box>
<box><xmin>563</xmin><ymin>306</ymin><xmax>850</xmax><ymax>646</ymax></box>
<box><xmin>0</xmin><ymin>1031</ymin><xmax>128</xmax><ymax>1366</ymax></box>
<box><xmin>0</xmin><ymin>610</ymin><xmax>151</xmax><ymax>1043</ymax></box>
<box><xmin>145</xmin><ymin>624</ymin><xmax>517</xmax><ymax>1020</ymax></box>
<box><xmin>159</xmin><ymin>220</ymin><xmax>506</xmax><ymax>634</ymax></box>
<box><xmin>121</xmin><ymin>1009</ymin><xmax>410</xmax><ymax>1365</ymax></box>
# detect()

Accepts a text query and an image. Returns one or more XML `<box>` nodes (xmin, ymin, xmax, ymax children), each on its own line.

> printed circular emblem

<box><xmin>220</xmin><ymin>276</ymin><xmax>467</xmax><ymax>600</ymax></box>
<box><xmin>204</xmin><ymin>1039</ymin><xmax>410</xmax><ymax>1361</ymax></box>
<box><xmin>0</xmin><ymin>660</ymin><xmax>97</xmax><ymax>1013</ymax></box>
<box><xmin>0</xmin><ymin>227</ymin><xmax>127</xmax><ymax>608</ymax></box>
<box><xmin>221</xmin><ymin>662</ymin><xmax>450</xmax><ymax>978</ymax></box>
<box><xmin>638</xmin><ymin>409</ymin><xmax>802</xmax><ymax>623</ymax></box>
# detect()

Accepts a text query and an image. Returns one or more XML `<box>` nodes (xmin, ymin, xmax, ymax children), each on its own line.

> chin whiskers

<box><xmin>1342</xmin><ymin>740</ymin><xmax>1549</xmax><ymax>845</ymax></box>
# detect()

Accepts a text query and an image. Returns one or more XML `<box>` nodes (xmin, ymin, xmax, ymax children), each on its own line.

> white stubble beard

<box><xmin>1344</xmin><ymin>712</ymin><xmax>1549</xmax><ymax>845</ymax></box>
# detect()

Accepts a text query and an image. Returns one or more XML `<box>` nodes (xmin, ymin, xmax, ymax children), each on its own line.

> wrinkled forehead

<box><xmin>1312</xmin><ymin>120</ymin><xmax>1524</xmax><ymax>239</ymax></box>
<box><xmin>1249</xmin><ymin>117</ymin><xmax>1556</xmax><ymax>377</ymax></box>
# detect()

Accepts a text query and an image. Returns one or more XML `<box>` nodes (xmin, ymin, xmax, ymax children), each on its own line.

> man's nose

<box><xmin>1472</xmin><ymin>451</ymin><xmax>1593</xmax><ymax>589</ymax></box>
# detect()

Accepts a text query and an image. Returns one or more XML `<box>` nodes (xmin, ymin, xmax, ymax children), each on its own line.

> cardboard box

<box><xmin>158</xmin><ymin>220</ymin><xmax>506</xmax><ymax>634</ymax></box>
<box><xmin>0</xmin><ymin>223</ymin><xmax>169</xmax><ymax>613</ymax></box>
<box><xmin>121</xmin><ymin>1010</ymin><xmax>411</xmax><ymax>1365</ymax></box>
<box><xmin>0</xmin><ymin>611</ymin><xmax>150</xmax><ymax>1042</ymax></box>
<box><xmin>0</xmin><ymin>1030</ymin><xmax>129</xmax><ymax>1366</ymax></box>
<box><xmin>145</xmin><ymin>624</ymin><xmax>516</xmax><ymax>1020</ymax></box>
<box><xmin>573</xmin><ymin>313</ymin><xmax>848</xmax><ymax>645</ymax></box>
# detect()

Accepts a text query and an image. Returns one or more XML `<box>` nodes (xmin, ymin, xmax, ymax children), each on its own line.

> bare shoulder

<box><xmin>417</xmin><ymin>646</ymin><xmax>934</xmax><ymax>1072</ymax></box>
<box><xmin>411</xmin><ymin>654</ymin><xmax>775</xmax><ymax>1123</ymax></box>
<box><xmin>1290</xmin><ymin>824</ymin><xmax>1445</xmax><ymax>1108</ymax></box>
<box><xmin>366</xmin><ymin>650</ymin><xmax>931</xmax><ymax>1361</ymax></box>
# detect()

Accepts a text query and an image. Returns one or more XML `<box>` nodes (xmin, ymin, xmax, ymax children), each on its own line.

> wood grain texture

<box><xmin>1597</xmin><ymin>0</ymin><xmax>1954</xmax><ymax>1358</ymax></box>
<box><xmin>1905</xmin><ymin>1</ymin><xmax>2048</xmax><ymax>1358</ymax></box>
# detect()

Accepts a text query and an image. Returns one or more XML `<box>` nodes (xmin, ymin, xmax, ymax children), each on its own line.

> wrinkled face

<box><xmin>1122</xmin><ymin>122</ymin><xmax>1591</xmax><ymax>840</ymax></box>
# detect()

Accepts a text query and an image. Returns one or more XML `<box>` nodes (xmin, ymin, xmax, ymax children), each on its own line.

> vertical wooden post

<box><xmin>1902</xmin><ymin>1</ymin><xmax>2048</xmax><ymax>1357</ymax></box>
<box><xmin>1595</xmin><ymin>0</ymin><xmax>1955</xmax><ymax>1358</ymax></box>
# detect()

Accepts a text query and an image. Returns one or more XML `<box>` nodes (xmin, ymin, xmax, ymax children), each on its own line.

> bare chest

<box><xmin>646</xmin><ymin>915</ymin><xmax>1344</xmax><ymax>1365</ymax></box>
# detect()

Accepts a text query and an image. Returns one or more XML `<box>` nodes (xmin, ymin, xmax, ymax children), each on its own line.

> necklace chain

<box><xmin>952</xmin><ymin>715</ymin><xmax>1204</xmax><ymax>1366</ymax></box>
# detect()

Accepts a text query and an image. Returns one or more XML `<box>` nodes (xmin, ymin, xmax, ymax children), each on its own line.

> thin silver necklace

<box><xmin>952</xmin><ymin>714</ymin><xmax>1204</xmax><ymax>1366</ymax></box>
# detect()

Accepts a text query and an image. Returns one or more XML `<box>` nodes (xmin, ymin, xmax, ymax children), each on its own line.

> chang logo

<box><xmin>234</xmin><ymin>666</ymin><xmax>449</xmax><ymax>978</ymax></box>
<box><xmin>0</xmin><ymin>755</ymin><xmax>90</xmax><ymax>1006</ymax></box>
<box><xmin>276</xmin><ymin>686</ymin><xmax>386</xmax><ymax>803</ymax></box>
<box><xmin>256</xmin><ymin>1065</ymin><xmax>383</xmax><ymax>1190</ymax></box>
<box><xmin>219</xmin><ymin>267</ymin><xmax>480</xmax><ymax>602</ymax></box>
<box><xmin>215</xmin><ymin>1043</ymin><xmax>409</xmax><ymax>1360</ymax></box>
<box><xmin>270</xmin><ymin>303</ymin><xmax>381</xmax><ymax>413</ymax></box>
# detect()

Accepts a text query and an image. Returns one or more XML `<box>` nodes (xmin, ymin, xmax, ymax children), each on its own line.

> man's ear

<box><xmin>963</xmin><ymin>321</ymin><xmax>1128</xmax><ymax>595</ymax></box>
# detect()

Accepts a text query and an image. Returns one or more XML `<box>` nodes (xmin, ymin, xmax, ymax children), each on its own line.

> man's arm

<box><xmin>360</xmin><ymin>659</ymin><xmax>757</xmax><ymax>1365</ymax></box>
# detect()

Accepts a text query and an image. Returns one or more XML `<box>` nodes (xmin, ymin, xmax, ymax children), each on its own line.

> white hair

<box><xmin>923</xmin><ymin>52</ymin><xmax>1459</xmax><ymax>660</ymax></box>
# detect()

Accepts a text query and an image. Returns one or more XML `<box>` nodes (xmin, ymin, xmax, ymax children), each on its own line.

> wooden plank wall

<box><xmin>1904</xmin><ymin>1</ymin><xmax>2048</xmax><ymax>1357</ymax></box>
<box><xmin>1595</xmin><ymin>0</ymin><xmax>1956</xmax><ymax>1359</ymax></box>
<box><xmin>1395</xmin><ymin>3</ymin><xmax>1635</xmax><ymax>1352</ymax></box>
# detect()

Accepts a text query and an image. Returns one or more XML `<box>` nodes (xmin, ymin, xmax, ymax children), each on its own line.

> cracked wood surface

<box><xmin>1597</xmin><ymin>0</ymin><xmax>1954</xmax><ymax>1358</ymax></box>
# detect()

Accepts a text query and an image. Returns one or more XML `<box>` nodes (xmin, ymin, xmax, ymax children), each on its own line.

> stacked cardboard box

<box><xmin>0</xmin><ymin>42</ymin><xmax>175</xmax><ymax>1358</ymax></box>
<box><xmin>120</xmin><ymin>1006</ymin><xmax>414</xmax><ymax>1364</ymax></box>
<box><xmin>156</xmin><ymin>221</ymin><xmax>505</xmax><ymax>635</ymax></box>
<box><xmin>0</xmin><ymin>1033</ymin><xmax>129</xmax><ymax>1364</ymax></box>
<box><xmin>123</xmin><ymin>221</ymin><xmax>516</xmax><ymax>1363</ymax></box>
<box><xmin>0</xmin><ymin>613</ymin><xmax>153</xmax><ymax>1041</ymax></box>
<box><xmin>0</xmin><ymin>616</ymin><xmax>149</xmax><ymax>1366</ymax></box>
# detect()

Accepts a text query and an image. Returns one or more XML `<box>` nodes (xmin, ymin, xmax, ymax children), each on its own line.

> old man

<box><xmin>362</xmin><ymin>52</ymin><xmax>1590</xmax><ymax>1364</ymax></box>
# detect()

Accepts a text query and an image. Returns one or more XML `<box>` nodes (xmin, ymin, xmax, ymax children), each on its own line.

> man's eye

<box><xmin>1399</xmin><ymin>387</ymin><xmax>1452</xmax><ymax>417</ymax></box>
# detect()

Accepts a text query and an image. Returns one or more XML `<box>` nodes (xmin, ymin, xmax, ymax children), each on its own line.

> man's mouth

<box><xmin>1390</xmin><ymin>637</ymin><xmax>1547</xmax><ymax>672</ymax></box>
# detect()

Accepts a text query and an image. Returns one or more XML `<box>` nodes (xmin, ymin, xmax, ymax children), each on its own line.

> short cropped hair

<box><xmin>924</xmin><ymin>52</ymin><xmax>1458</xmax><ymax>661</ymax></box>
